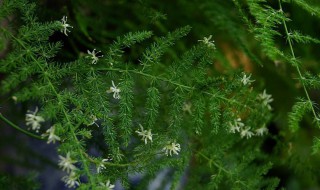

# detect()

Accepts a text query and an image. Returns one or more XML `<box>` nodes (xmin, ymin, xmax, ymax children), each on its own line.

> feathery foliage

<box><xmin>1</xmin><ymin>0</ymin><xmax>320</xmax><ymax>189</ymax></box>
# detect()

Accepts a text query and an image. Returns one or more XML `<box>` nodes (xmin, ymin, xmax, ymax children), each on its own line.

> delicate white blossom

<box><xmin>241</xmin><ymin>72</ymin><xmax>255</xmax><ymax>86</ymax></box>
<box><xmin>25</xmin><ymin>107</ymin><xmax>45</xmax><ymax>133</ymax></box>
<box><xmin>163</xmin><ymin>141</ymin><xmax>181</xmax><ymax>156</ymax></box>
<box><xmin>41</xmin><ymin>126</ymin><xmax>61</xmax><ymax>144</ymax></box>
<box><xmin>99</xmin><ymin>180</ymin><xmax>115</xmax><ymax>189</ymax></box>
<box><xmin>88</xmin><ymin>115</ymin><xmax>99</xmax><ymax>127</ymax></box>
<box><xmin>62</xmin><ymin>171</ymin><xmax>79</xmax><ymax>188</ymax></box>
<box><xmin>107</xmin><ymin>80</ymin><xmax>121</xmax><ymax>99</ymax></box>
<box><xmin>86</xmin><ymin>49</ymin><xmax>103</xmax><ymax>64</ymax></box>
<box><xmin>60</xmin><ymin>16</ymin><xmax>73</xmax><ymax>36</ymax></box>
<box><xmin>229</xmin><ymin>118</ymin><xmax>244</xmax><ymax>133</ymax></box>
<box><xmin>258</xmin><ymin>89</ymin><xmax>274</xmax><ymax>110</ymax></box>
<box><xmin>182</xmin><ymin>102</ymin><xmax>192</xmax><ymax>115</ymax></box>
<box><xmin>255</xmin><ymin>126</ymin><xmax>268</xmax><ymax>136</ymax></box>
<box><xmin>97</xmin><ymin>158</ymin><xmax>112</xmax><ymax>173</ymax></box>
<box><xmin>198</xmin><ymin>35</ymin><xmax>215</xmax><ymax>49</ymax></box>
<box><xmin>58</xmin><ymin>152</ymin><xmax>77</xmax><ymax>173</ymax></box>
<box><xmin>135</xmin><ymin>124</ymin><xmax>153</xmax><ymax>144</ymax></box>
<box><xmin>240</xmin><ymin>127</ymin><xmax>254</xmax><ymax>139</ymax></box>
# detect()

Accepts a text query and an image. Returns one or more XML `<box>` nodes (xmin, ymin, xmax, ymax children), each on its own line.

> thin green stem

<box><xmin>198</xmin><ymin>152</ymin><xmax>231</xmax><ymax>175</ymax></box>
<box><xmin>99</xmin><ymin>67</ymin><xmax>244</xmax><ymax>108</ymax></box>
<box><xmin>0</xmin><ymin>113</ymin><xmax>44</xmax><ymax>140</ymax></box>
<box><xmin>198</xmin><ymin>151</ymin><xmax>248</xmax><ymax>187</ymax></box>
<box><xmin>279</xmin><ymin>0</ymin><xmax>319</xmax><ymax>123</ymax></box>
<box><xmin>83</xmin><ymin>152</ymin><xmax>135</xmax><ymax>167</ymax></box>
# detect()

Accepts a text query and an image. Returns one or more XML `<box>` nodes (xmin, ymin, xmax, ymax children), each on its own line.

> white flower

<box><xmin>86</xmin><ymin>49</ymin><xmax>103</xmax><ymax>64</ymax></box>
<box><xmin>62</xmin><ymin>171</ymin><xmax>79</xmax><ymax>188</ymax></box>
<box><xmin>99</xmin><ymin>180</ymin><xmax>115</xmax><ymax>189</ymax></box>
<box><xmin>88</xmin><ymin>115</ymin><xmax>99</xmax><ymax>127</ymax></box>
<box><xmin>258</xmin><ymin>89</ymin><xmax>274</xmax><ymax>110</ymax></box>
<box><xmin>163</xmin><ymin>141</ymin><xmax>181</xmax><ymax>156</ymax></box>
<box><xmin>241</xmin><ymin>72</ymin><xmax>255</xmax><ymax>86</ymax></box>
<box><xmin>107</xmin><ymin>80</ymin><xmax>121</xmax><ymax>99</ymax></box>
<box><xmin>135</xmin><ymin>124</ymin><xmax>153</xmax><ymax>144</ymax></box>
<box><xmin>41</xmin><ymin>126</ymin><xmax>61</xmax><ymax>144</ymax></box>
<box><xmin>240</xmin><ymin>127</ymin><xmax>254</xmax><ymax>139</ymax></box>
<box><xmin>255</xmin><ymin>126</ymin><xmax>268</xmax><ymax>136</ymax></box>
<box><xmin>229</xmin><ymin>118</ymin><xmax>244</xmax><ymax>133</ymax></box>
<box><xmin>60</xmin><ymin>16</ymin><xmax>73</xmax><ymax>36</ymax></box>
<box><xmin>25</xmin><ymin>107</ymin><xmax>45</xmax><ymax>133</ymax></box>
<box><xmin>97</xmin><ymin>158</ymin><xmax>112</xmax><ymax>173</ymax></box>
<box><xmin>182</xmin><ymin>102</ymin><xmax>192</xmax><ymax>115</ymax></box>
<box><xmin>198</xmin><ymin>35</ymin><xmax>215</xmax><ymax>49</ymax></box>
<box><xmin>58</xmin><ymin>152</ymin><xmax>77</xmax><ymax>173</ymax></box>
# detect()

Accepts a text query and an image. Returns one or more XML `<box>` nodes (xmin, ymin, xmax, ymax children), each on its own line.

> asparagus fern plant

<box><xmin>1</xmin><ymin>0</ymin><xmax>320</xmax><ymax>189</ymax></box>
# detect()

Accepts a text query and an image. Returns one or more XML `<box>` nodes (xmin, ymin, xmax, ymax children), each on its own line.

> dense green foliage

<box><xmin>1</xmin><ymin>0</ymin><xmax>320</xmax><ymax>189</ymax></box>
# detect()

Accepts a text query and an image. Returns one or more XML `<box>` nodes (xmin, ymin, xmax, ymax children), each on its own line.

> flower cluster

<box><xmin>228</xmin><ymin>118</ymin><xmax>244</xmax><ymax>133</ymax></box>
<box><xmin>86</xmin><ymin>49</ymin><xmax>103</xmax><ymax>64</ymax></box>
<box><xmin>41</xmin><ymin>125</ymin><xmax>60</xmax><ymax>144</ymax></box>
<box><xmin>107</xmin><ymin>80</ymin><xmax>121</xmax><ymax>99</ymax></box>
<box><xmin>163</xmin><ymin>141</ymin><xmax>181</xmax><ymax>156</ymax></box>
<box><xmin>25</xmin><ymin>107</ymin><xmax>45</xmax><ymax>133</ymax></box>
<box><xmin>95</xmin><ymin>159</ymin><xmax>115</xmax><ymax>189</ymax></box>
<box><xmin>135</xmin><ymin>124</ymin><xmax>153</xmax><ymax>144</ymax></box>
<box><xmin>134</xmin><ymin>124</ymin><xmax>181</xmax><ymax>156</ymax></box>
<box><xmin>60</xmin><ymin>16</ymin><xmax>73</xmax><ymax>36</ymax></box>
<box><xmin>240</xmin><ymin>127</ymin><xmax>255</xmax><ymax>139</ymax></box>
<box><xmin>229</xmin><ymin>118</ymin><xmax>254</xmax><ymax>139</ymax></box>
<box><xmin>59</xmin><ymin>152</ymin><xmax>79</xmax><ymax>188</ymax></box>
<box><xmin>62</xmin><ymin>172</ymin><xmax>79</xmax><ymax>188</ymax></box>
<box><xmin>198</xmin><ymin>35</ymin><xmax>216</xmax><ymax>49</ymax></box>
<box><xmin>259</xmin><ymin>89</ymin><xmax>274</xmax><ymax>110</ymax></box>
<box><xmin>229</xmin><ymin>118</ymin><xmax>268</xmax><ymax>139</ymax></box>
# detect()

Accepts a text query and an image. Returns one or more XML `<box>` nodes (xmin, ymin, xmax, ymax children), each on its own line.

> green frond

<box><xmin>146</xmin><ymin>9</ymin><xmax>167</xmax><ymax>24</ymax></box>
<box><xmin>192</xmin><ymin>95</ymin><xmax>206</xmax><ymax>135</ymax></box>
<box><xmin>105</xmin><ymin>31</ymin><xmax>153</xmax><ymax>66</ymax></box>
<box><xmin>117</xmin><ymin>31</ymin><xmax>153</xmax><ymax>48</ymax></box>
<box><xmin>300</xmin><ymin>72</ymin><xmax>320</xmax><ymax>89</ymax></box>
<box><xmin>0</xmin><ymin>63</ymin><xmax>38</xmax><ymax>94</ymax></box>
<box><xmin>0</xmin><ymin>0</ymin><xmax>18</xmax><ymax>18</ymax></box>
<box><xmin>288</xmin><ymin>98</ymin><xmax>312</xmax><ymax>132</ymax></box>
<box><xmin>209</xmin><ymin>97</ymin><xmax>221</xmax><ymax>134</ymax></box>
<box><xmin>290</xmin><ymin>31</ymin><xmax>320</xmax><ymax>44</ymax></box>
<box><xmin>168</xmin><ymin>87</ymin><xmax>185</xmax><ymax>137</ymax></box>
<box><xmin>18</xmin><ymin>21</ymin><xmax>60</xmax><ymax>43</ymax></box>
<box><xmin>145</xmin><ymin>86</ymin><xmax>160</xmax><ymax>129</ymax></box>
<box><xmin>292</xmin><ymin>0</ymin><xmax>320</xmax><ymax>18</ymax></box>
<box><xmin>140</xmin><ymin>26</ymin><xmax>191</xmax><ymax>68</ymax></box>
<box><xmin>119</xmin><ymin>72</ymin><xmax>134</xmax><ymax>147</ymax></box>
